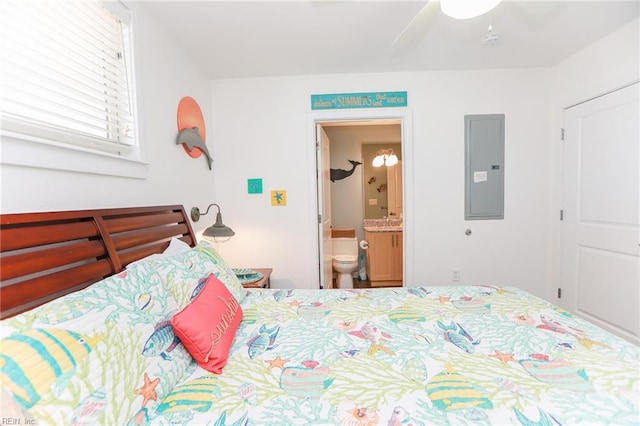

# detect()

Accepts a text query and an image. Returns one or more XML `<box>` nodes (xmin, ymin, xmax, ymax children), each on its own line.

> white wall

<box><xmin>548</xmin><ymin>18</ymin><xmax>640</xmax><ymax>305</ymax></box>
<box><xmin>0</xmin><ymin>2</ymin><xmax>215</xmax><ymax>237</ymax></box>
<box><xmin>212</xmin><ymin>68</ymin><xmax>554</xmax><ymax>298</ymax></box>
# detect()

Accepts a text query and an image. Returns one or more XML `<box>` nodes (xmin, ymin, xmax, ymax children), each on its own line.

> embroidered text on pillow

<box><xmin>204</xmin><ymin>295</ymin><xmax>240</xmax><ymax>363</ymax></box>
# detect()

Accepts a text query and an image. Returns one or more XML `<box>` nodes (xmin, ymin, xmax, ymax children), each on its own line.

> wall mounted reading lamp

<box><xmin>190</xmin><ymin>203</ymin><xmax>235</xmax><ymax>242</ymax></box>
<box><xmin>372</xmin><ymin>149</ymin><xmax>398</xmax><ymax>167</ymax></box>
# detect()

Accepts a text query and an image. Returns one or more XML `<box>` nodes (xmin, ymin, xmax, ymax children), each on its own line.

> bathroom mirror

<box><xmin>362</xmin><ymin>142</ymin><xmax>402</xmax><ymax>219</ymax></box>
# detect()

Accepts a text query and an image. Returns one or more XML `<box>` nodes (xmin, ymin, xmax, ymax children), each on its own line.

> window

<box><xmin>0</xmin><ymin>0</ymin><xmax>136</xmax><ymax>156</ymax></box>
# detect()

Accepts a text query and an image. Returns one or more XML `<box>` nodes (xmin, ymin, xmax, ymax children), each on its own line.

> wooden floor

<box><xmin>348</xmin><ymin>278</ymin><xmax>403</xmax><ymax>289</ymax></box>
<box><xmin>353</xmin><ymin>278</ymin><xmax>371</xmax><ymax>288</ymax></box>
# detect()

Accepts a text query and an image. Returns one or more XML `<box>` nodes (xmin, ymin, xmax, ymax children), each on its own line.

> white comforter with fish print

<box><xmin>1</xmin><ymin>281</ymin><xmax>638</xmax><ymax>425</ymax></box>
<box><xmin>151</xmin><ymin>286</ymin><xmax>639</xmax><ymax>425</ymax></box>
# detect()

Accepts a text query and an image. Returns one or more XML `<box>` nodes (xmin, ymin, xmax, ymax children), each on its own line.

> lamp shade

<box><xmin>440</xmin><ymin>0</ymin><xmax>501</xmax><ymax>19</ymax></box>
<box><xmin>372</xmin><ymin>148</ymin><xmax>399</xmax><ymax>167</ymax></box>
<box><xmin>191</xmin><ymin>204</ymin><xmax>235</xmax><ymax>242</ymax></box>
<box><xmin>386</xmin><ymin>154</ymin><xmax>398</xmax><ymax>166</ymax></box>
<box><xmin>203</xmin><ymin>211</ymin><xmax>235</xmax><ymax>241</ymax></box>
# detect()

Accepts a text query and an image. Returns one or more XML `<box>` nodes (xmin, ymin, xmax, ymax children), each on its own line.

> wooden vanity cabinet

<box><xmin>365</xmin><ymin>231</ymin><xmax>403</xmax><ymax>284</ymax></box>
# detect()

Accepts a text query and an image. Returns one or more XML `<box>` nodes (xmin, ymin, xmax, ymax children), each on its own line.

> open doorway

<box><xmin>316</xmin><ymin>119</ymin><xmax>404</xmax><ymax>289</ymax></box>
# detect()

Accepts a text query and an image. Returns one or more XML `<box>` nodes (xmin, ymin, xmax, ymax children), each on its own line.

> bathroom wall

<box><xmin>324</xmin><ymin>124</ymin><xmax>401</xmax><ymax>243</ymax></box>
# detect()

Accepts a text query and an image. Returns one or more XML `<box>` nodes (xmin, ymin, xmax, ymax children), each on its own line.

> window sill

<box><xmin>0</xmin><ymin>131</ymin><xmax>149</xmax><ymax>179</ymax></box>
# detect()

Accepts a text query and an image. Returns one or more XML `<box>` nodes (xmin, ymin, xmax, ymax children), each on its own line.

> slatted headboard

<box><xmin>0</xmin><ymin>205</ymin><xmax>197</xmax><ymax>319</ymax></box>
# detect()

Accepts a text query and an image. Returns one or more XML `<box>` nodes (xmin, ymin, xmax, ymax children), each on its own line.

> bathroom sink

<box><xmin>364</xmin><ymin>226</ymin><xmax>403</xmax><ymax>232</ymax></box>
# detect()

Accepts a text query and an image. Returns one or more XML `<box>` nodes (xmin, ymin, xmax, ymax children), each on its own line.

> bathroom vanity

<box><xmin>363</xmin><ymin>219</ymin><xmax>403</xmax><ymax>287</ymax></box>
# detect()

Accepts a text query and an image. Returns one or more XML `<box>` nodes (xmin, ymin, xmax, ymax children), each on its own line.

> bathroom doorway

<box><xmin>314</xmin><ymin>117</ymin><xmax>408</xmax><ymax>289</ymax></box>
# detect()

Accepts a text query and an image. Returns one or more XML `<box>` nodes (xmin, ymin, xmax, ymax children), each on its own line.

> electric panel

<box><xmin>464</xmin><ymin>114</ymin><xmax>505</xmax><ymax>220</ymax></box>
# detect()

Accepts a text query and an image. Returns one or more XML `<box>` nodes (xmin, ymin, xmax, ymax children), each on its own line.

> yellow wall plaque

<box><xmin>271</xmin><ymin>190</ymin><xmax>286</xmax><ymax>206</ymax></box>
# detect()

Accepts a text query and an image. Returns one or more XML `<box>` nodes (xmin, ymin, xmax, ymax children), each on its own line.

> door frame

<box><xmin>308</xmin><ymin>108</ymin><xmax>414</xmax><ymax>288</ymax></box>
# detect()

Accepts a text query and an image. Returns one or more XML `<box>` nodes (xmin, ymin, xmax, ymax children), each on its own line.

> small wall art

<box><xmin>271</xmin><ymin>190</ymin><xmax>286</xmax><ymax>206</ymax></box>
<box><xmin>248</xmin><ymin>178</ymin><xmax>263</xmax><ymax>194</ymax></box>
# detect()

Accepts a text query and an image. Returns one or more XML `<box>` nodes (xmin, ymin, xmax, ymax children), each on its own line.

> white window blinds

<box><xmin>0</xmin><ymin>0</ymin><xmax>135</xmax><ymax>155</ymax></box>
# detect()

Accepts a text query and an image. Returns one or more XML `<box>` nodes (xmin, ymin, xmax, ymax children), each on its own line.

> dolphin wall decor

<box><xmin>176</xmin><ymin>96</ymin><xmax>213</xmax><ymax>170</ymax></box>
<box><xmin>176</xmin><ymin>127</ymin><xmax>213</xmax><ymax>170</ymax></box>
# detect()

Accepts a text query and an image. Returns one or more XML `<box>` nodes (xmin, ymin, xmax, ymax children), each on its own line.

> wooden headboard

<box><xmin>0</xmin><ymin>205</ymin><xmax>197</xmax><ymax>319</ymax></box>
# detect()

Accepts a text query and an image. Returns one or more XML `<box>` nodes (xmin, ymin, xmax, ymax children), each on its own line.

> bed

<box><xmin>1</xmin><ymin>205</ymin><xmax>638</xmax><ymax>425</ymax></box>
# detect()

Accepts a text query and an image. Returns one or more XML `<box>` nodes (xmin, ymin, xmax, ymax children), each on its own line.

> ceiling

<box><xmin>139</xmin><ymin>1</ymin><xmax>639</xmax><ymax>80</ymax></box>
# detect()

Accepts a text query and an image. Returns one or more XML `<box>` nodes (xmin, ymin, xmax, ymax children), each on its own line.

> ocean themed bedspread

<box><xmin>150</xmin><ymin>286</ymin><xmax>639</xmax><ymax>425</ymax></box>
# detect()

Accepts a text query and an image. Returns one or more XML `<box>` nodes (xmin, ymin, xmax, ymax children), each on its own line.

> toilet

<box><xmin>331</xmin><ymin>237</ymin><xmax>359</xmax><ymax>289</ymax></box>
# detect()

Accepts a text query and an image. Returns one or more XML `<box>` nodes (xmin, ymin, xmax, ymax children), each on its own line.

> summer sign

<box><xmin>311</xmin><ymin>91</ymin><xmax>407</xmax><ymax>110</ymax></box>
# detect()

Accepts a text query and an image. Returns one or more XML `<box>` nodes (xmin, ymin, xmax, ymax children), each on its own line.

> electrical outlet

<box><xmin>452</xmin><ymin>270</ymin><xmax>460</xmax><ymax>281</ymax></box>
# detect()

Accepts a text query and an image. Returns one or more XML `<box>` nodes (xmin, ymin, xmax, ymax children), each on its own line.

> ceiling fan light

<box><xmin>441</xmin><ymin>0</ymin><xmax>501</xmax><ymax>19</ymax></box>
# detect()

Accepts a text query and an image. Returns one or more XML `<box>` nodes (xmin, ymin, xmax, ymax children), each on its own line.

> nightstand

<box><xmin>240</xmin><ymin>268</ymin><xmax>272</xmax><ymax>288</ymax></box>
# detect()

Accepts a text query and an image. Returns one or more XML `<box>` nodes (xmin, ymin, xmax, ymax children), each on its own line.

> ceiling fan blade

<box><xmin>391</xmin><ymin>0</ymin><xmax>440</xmax><ymax>48</ymax></box>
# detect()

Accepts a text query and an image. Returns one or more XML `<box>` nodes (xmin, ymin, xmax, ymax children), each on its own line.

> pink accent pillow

<box><xmin>170</xmin><ymin>273</ymin><xmax>243</xmax><ymax>373</ymax></box>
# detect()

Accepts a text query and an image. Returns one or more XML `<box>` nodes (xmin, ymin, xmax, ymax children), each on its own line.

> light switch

<box><xmin>368</xmin><ymin>198</ymin><xmax>378</xmax><ymax>205</ymax></box>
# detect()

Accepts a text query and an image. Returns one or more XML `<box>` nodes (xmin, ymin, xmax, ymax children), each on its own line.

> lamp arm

<box><xmin>190</xmin><ymin>203</ymin><xmax>221</xmax><ymax>222</ymax></box>
<box><xmin>201</xmin><ymin>203</ymin><xmax>221</xmax><ymax>216</ymax></box>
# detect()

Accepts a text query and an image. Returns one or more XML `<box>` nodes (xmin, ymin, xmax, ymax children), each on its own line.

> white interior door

<box><xmin>317</xmin><ymin>124</ymin><xmax>333</xmax><ymax>289</ymax></box>
<box><xmin>561</xmin><ymin>82</ymin><xmax>639</xmax><ymax>344</ymax></box>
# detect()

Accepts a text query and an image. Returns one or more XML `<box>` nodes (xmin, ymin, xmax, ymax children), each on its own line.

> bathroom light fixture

<box><xmin>190</xmin><ymin>203</ymin><xmax>235</xmax><ymax>242</ymax></box>
<box><xmin>440</xmin><ymin>0</ymin><xmax>501</xmax><ymax>19</ymax></box>
<box><xmin>372</xmin><ymin>149</ymin><xmax>398</xmax><ymax>167</ymax></box>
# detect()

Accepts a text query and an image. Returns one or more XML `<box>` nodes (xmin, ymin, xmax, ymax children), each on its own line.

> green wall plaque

<box><xmin>248</xmin><ymin>178</ymin><xmax>263</xmax><ymax>194</ymax></box>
